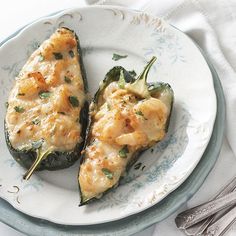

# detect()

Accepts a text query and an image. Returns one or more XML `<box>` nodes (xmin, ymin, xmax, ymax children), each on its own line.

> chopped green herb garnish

<box><xmin>134</xmin><ymin>162</ymin><xmax>142</xmax><ymax>170</ymax></box>
<box><xmin>32</xmin><ymin>139</ymin><xmax>44</xmax><ymax>149</ymax></box>
<box><xmin>121</xmin><ymin>100</ymin><xmax>127</xmax><ymax>105</ymax></box>
<box><xmin>68</xmin><ymin>96</ymin><xmax>79</xmax><ymax>107</ymax></box>
<box><xmin>5</xmin><ymin>102</ymin><xmax>9</xmax><ymax>109</ymax></box>
<box><xmin>128</xmin><ymin>70</ymin><xmax>137</xmax><ymax>77</ymax></box>
<box><xmin>112</xmin><ymin>53</ymin><xmax>128</xmax><ymax>61</ymax></box>
<box><xmin>64</xmin><ymin>76</ymin><xmax>71</xmax><ymax>84</ymax></box>
<box><xmin>58</xmin><ymin>111</ymin><xmax>66</xmax><ymax>115</ymax></box>
<box><xmin>69</xmin><ymin>50</ymin><xmax>74</xmax><ymax>58</ymax></box>
<box><xmin>38</xmin><ymin>54</ymin><xmax>44</xmax><ymax>62</ymax></box>
<box><xmin>119</xmin><ymin>145</ymin><xmax>129</xmax><ymax>158</ymax></box>
<box><xmin>53</xmin><ymin>52</ymin><xmax>63</xmax><ymax>60</ymax></box>
<box><xmin>107</xmin><ymin>103</ymin><xmax>111</xmax><ymax>110</ymax></box>
<box><xmin>39</xmin><ymin>91</ymin><xmax>51</xmax><ymax>99</ymax></box>
<box><xmin>14</xmin><ymin>106</ymin><xmax>25</xmax><ymax>113</ymax></box>
<box><xmin>135</xmin><ymin>110</ymin><xmax>148</xmax><ymax>120</ymax></box>
<box><xmin>151</xmin><ymin>148</ymin><xmax>154</xmax><ymax>153</ymax></box>
<box><xmin>32</xmin><ymin>118</ymin><xmax>40</xmax><ymax>125</ymax></box>
<box><xmin>118</xmin><ymin>70</ymin><xmax>126</xmax><ymax>89</ymax></box>
<box><xmin>142</xmin><ymin>165</ymin><xmax>146</xmax><ymax>171</ymax></box>
<box><xmin>135</xmin><ymin>111</ymin><xmax>144</xmax><ymax>116</ymax></box>
<box><xmin>101</xmin><ymin>168</ymin><xmax>113</xmax><ymax>180</ymax></box>
<box><xmin>17</xmin><ymin>93</ymin><xmax>25</xmax><ymax>96</ymax></box>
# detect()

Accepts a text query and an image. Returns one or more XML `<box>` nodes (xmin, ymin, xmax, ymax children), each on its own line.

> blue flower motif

<box><xmin>4</xmin><ymin>159</ymin><xmax>16</xmax><ymax>168</ymax></box>
<box><xmin>22</xmin><ymin>179</ymin><xmax>43</xmax><ymax>192</ymax></box>
<box><xmin>143</xmin><ymin>30</ymin><xmax>186</xmax><ymax>65</ymax></box>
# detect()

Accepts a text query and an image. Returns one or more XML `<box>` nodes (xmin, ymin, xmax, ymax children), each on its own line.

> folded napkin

<box><xmin>85</xmin><ymin>0</ymin><xmax>236</xmax><ymax>235</ymax></box>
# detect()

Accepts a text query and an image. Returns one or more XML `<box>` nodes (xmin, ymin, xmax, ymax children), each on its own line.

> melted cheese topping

<box><xmin>5</xmin><ymin>28</ymin><xmax>86</xmax><ymax>152</ymax></box>
<box><xmin>79</xmin><ymin>82</ymin><xmax>168</xmax><ymax>200</ymax></box>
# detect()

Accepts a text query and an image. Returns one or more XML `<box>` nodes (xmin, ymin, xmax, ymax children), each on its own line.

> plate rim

<box><xmin>0</xmin><ymin>6</ymin><xmax>225</xmax><ymax>236</ymax></box>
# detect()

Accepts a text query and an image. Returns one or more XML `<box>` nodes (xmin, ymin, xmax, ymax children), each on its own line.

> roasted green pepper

<box><xmin>5</xmin><ymin>28</ymin><xmax>88</xmax><ymax>180</ymax></box>
<box><xmin>78</xmin><ymin>57</ymin><xmax>174</xmax><ymax>205</ymax></box>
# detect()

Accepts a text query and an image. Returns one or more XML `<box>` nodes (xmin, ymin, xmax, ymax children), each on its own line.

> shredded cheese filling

<box><xmin>5</xmin><ymin>28</ymin><xmax>85</xmax><ymax>152</ymax></box>
<box><xmin>79</xmin><ymin>82</ymin><xmax>168</xmax><ymax>200</ymax></box>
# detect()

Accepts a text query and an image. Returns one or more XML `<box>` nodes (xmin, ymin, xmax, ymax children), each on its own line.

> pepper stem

<box><xmin>126</xmin><ymin>56</ymin><xmax>157</xmax><ymax>98</ymax></box>
<box><xmin>23</xmin><ymin>149</ymin><xmax>50</xmax><ymax>180</ymax></box>
<box><xmin>137</xmin><ymin>56</ymin><xmax>157</xmax><ymax>82</ymax></box>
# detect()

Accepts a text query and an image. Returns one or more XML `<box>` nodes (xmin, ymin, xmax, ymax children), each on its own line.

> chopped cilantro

<box><xmin>32</xmin><ymin>118</ymin><xmax>40</xmax><ymax>125</ymax></box>
<box><xmin>14</xmin><ymin>106</ymin><xmax>25</xmax><ymax>113</ymax></box>
<box><xmin>68</xmin><ymin>96</ymin><xmax>79</xmax><ymax>107</ymax></box>
<box><xmin>53</xmin><ymin>52</ymin><xmax>63</xmax><ymax>60</ymax></box>
<box><xmin>112</xmin><ymin>53</ymin><xmax>128</xmax><ymax>61</ymax></box>
<box><xmin>101</xmin><ymin>168</ymin><xmax>113</xmax><ymax>180</ymax></box>
<box><xmin>119</xmin><ymin>145</ymin><xmax>129</xmax><ymax>158</ymax></box>
<box><xmin>64</xmin><ymin>76</ymin><xmax>72</xmax><ymax>84</ymax></box>
<box><xmin>135</xmin><ymin>111</ymin><xmax>144</xmax><ymax>116</ymax></box>
<box><xmin>135</xmin><ymin>110</ymin><xmax>147</xmax><ymax>120</ymax></box>
<box><xmin>39</xmin><ymin>91</ymin><xmax>51</xmax><ymax>99</ymax></box>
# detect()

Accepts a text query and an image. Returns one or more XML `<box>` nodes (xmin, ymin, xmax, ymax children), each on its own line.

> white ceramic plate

<box><xmin>0</xmin><ymin>6</ymin><xmax>216</xmax><ymax>225</ymax></box>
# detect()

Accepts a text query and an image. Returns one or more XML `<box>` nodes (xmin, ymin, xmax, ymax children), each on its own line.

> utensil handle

<box><xmin>184</xmin><ymin>217</ymin><xmax>214</xmax><ymax>235</ymax></box>
<box><xmin>213</xmin><ymin>177</ymin><xmax>236</xmax><ymax>199</ymax></box>
<box><xmin>175</xmin><ymin>191</ymin><xmax>236</xmax><ymax>229</ymax></box>
<box><xmin>183</xmin><ymin>177</ymin><xmax>236</xmax><ymax>235</ymax></box>
<box><xmin>205</xmin><ymin>206</ymin><xmax>236</xmax><ymax>236</ymax></box>
<box><xmin>184</xmin><ymin>206</ymin><xmax>235</xmax><ymax>235</ymax></box>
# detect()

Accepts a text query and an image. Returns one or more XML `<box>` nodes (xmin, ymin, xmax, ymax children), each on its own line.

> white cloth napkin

<box><xmin>85</xmin><ymin>0</ymin><xmax>236</xmax><ymax>235</ymax></box>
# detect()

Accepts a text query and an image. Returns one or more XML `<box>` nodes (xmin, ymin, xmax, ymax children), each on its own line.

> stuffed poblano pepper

<box><xmin>5</xmin><ymin>28</ymin><xmax>88</xmax><ymax>180</ymax></box>
<box><xmin>78</xmin><ymin>57</ymin><xmax>174</xmax><ymax>205</ymax></box>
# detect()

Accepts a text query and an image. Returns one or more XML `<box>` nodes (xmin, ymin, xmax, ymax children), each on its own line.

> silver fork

<box><xmin>175</xmin><ymin>177</ymin><xmax>236</xmax><ymax>231</ymax></box>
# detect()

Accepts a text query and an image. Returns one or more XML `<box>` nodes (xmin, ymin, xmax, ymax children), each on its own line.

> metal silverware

<box><xmin>175</xmin><ymin>191</ymin><xmax>236</xmax><ymax>229</ymax></box>
<box><xmin>183</xmin><ymin>177</ymin><xmax>236</xmax><ymax>235</ymax></box>
<box><xmin>205</xmin><ymin>206</ymin><xmax>236</xmax><ymax>236</ymax></box>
